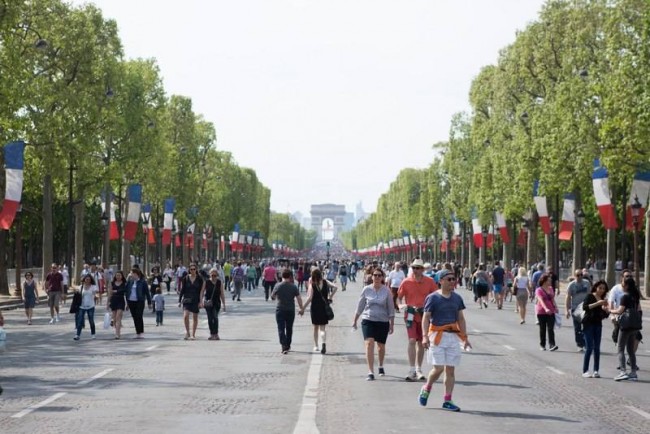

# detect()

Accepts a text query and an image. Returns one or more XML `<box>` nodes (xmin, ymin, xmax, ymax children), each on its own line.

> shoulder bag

<box><xmin>619</xmin><ymin>301</ymin><xmax>643</xmax><ymax>331</ymax></box>
<box><xmin>204</xmin><ymin>280</ymin><xmax>217</xmax><ymax>308</ymax></box>
<box><xmin>317</xmin><ymin>283</ymin><xmax>334</xmax><ymax>321</ymax></box>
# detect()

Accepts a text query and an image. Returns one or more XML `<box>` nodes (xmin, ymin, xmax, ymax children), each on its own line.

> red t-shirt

<box><xmin>46</xmin><ymin>272</ymin><xmax>63</xmax><ymax>292</ymax></box>
<box><xmin>397</xmin><ymin>275</ymin><xmax>437</xmax><ymax>308</ymax></box>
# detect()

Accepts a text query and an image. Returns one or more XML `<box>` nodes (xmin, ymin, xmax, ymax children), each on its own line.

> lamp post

<box><xmin>67</xmin><ymin>161</ymin><xmax>77</xmax><ymax>276</ymax></box>
<box><xmin>142</xmin><ymin>213</ymin><xmax>150</xmax><ymax>274</ymax></box>
<box><xmin>576</xmin><ymin>208</ymin><xmax>586</xmax><ymax>270</ymax></box>
<box><xmin>631</xmin><ymin>196</ymin><xmax>642</xmax><ymax>285</ymax></box>
<box><xmin>522</xmin><ymin>219</ymin><xmax>530</xmax><ymax>269</ymax></box>
<box><xmin>550</xmin><ymin>213</ymin><xmax>560</xmax><ymax>281</ymax></box>
<box><xmin>101</xmin><ymin>211</ymin><xmax>109</xmax><ymax>268</ymax></box>
<box><xmin>480</xmin><ymin>226</ymin><xmax>488</xmax><ymax>265</ymax></box>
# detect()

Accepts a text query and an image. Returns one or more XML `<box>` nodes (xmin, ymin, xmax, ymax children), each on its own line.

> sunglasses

<box><xmin>190</xmin><ymin>268</ymin><xmax>197</xmax><ymax>271</ymax></box>
<box><xmin>412</xmin><ymin>266</ymin><xmax>423</xmax><ymax>270</ymax></box>
<box><xmin>373</xmin><ymin>274</ymin><xmax>383</xmax><ymax>277</ymax></box>
<box><xmin>445</xmin><ymin>277</ymin><xmax>456</xmax><ymax>281</ymax></box>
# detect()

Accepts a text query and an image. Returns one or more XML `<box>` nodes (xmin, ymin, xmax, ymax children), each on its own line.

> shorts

<box><xmin>361</xmin><ymin>319</ymin><xmax>390</xmax><ymax>344</ymax></box>
<box><xmin>476</xmin><ymin>283</ymin><xmax>489</xmax><ymax>297</ymax></box>
<box><xmin>427</xmin><ymin>332</ymin><xmax>462</xmax><ymax>367</ymax></box>
<box><xmin>48</xmin><ymin>291</ymin><xmax>61</xmax><ymax>308</ymax></box>
<box><xmin>493</xmin><ymin>284</ymin><xmax>503</xmax><ymax>294</ymax></box>
<box><xmin>405</xmin><ymin>313</ymin><xmax>423</xmax><ymax>341</ymax></box>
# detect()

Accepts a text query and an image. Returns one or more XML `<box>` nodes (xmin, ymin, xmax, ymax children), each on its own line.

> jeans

<box><xmin>156</xmin><ymin>310</ymin><xmax>164</xmax><ymax>325</ymax></box>
<box><xmin>263</xmin><ymin>280</ymin><xmax>276</xmax><ymax>301</ymax></box>
<box><xmin>276</xmin><ymin>309</ymin><xmax>295</xmax><ymax>349</ymax></box>
<box><xmin>582</xmin><ymin>323</ymin><xmax>602</xmax><ymax>373</ymax></box>
<box><xmin>127</xmin><ymin>300</ymin><xmax>145</xmax><ymax>334</ymax></box>
<box><xmin>205</xmin><ymin>305</ymin><xmax>220</xmax><ymax>335</ymax></box>
<box><xmin>232</xmin><ymin>281</ymin><xmax>243</xmax><ymax>300</ymax></box>
<box><xmin>247</xmin><ymin>277</ymin><xmax>255</xmax><ymax>291</ymax></box>
<box><xmin>537</xmin><ymin>314</ymin><xmax>555</xmax><ymax>348</ymax></box>
<box><xmin>572</xmin><ymin>313</ymin><xmax>585</xmax><ymax>348</ymax></box>
<box><xmin>617</xmin><ymin>328</ymin><xmax>638</xmax><ymax>373</ymax></box>
<box><xmin>76</xmin><ymin>307</ymin><xmax>95</xmax><ymax>337</ymax></box>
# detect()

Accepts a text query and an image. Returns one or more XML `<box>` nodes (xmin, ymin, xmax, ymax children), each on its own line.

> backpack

<box><xmin>232</xmin><ymin>267</ymin><xmax>244</xmax><ymax>283</ymax></box>
<box><xmin>339</xmin><ymin>265</ymin><xmax>347</xmax><ymax>276</ymax></box>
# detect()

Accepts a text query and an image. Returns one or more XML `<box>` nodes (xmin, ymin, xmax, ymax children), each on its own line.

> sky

<box><xmin>70</xmin><ymin>0</ymin><xmax>546</xmax><ymax>218</ymax></box>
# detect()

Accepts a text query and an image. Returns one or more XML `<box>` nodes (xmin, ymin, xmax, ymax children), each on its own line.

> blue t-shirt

<box><xmin>531</xmin><ymin>270</ymin><xmax>544</xmax><ymax>287</ymax></box>
<box><xmin>492</xmin><ymin>266</ymin><xmax>505</xmax><ymax>285</ymax></box>
<box><xmin>424</xmin><ymin>292</ymin><xmax>466</xmax><ymax>326</ymax></box>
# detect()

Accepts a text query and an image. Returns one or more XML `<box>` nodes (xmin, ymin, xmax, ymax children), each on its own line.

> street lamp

<box><xmin>481</xmin><ymin>226</ymin><xmax>488</xmax><ymax>265</ymax></box>
<box><xmin>576</xmin><ymin>208</ymin><xmax>586</xmax><ymax>269</ymax></box>
<box><xmin>142</xmin><ymin>213</ymin><xmax>150</xmax><ymax>274</ymax></box>
<box><xmin>522</xmin><ymin>218</ymin><xmax>530</xmax><ymax>269</ymax></box>
<box><xmin>100</xmin><ymin>211</ymin><xmax>109</xmax><ymax>267</ymax></box>
<box><xmin>631</xmin><ymin>196</ymin><xmax>642</xmax><ymax>285</ymax></box>
<box><xmin>550</xmin><ymin>213</ymin><xmax>560</xmax><ymax>281</ymax></box>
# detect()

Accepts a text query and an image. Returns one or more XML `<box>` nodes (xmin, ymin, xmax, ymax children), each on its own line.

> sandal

<box><xmin>184</xmin><ymin>335</ymin><xmax>190</xmax><ymax>340</ymax></box>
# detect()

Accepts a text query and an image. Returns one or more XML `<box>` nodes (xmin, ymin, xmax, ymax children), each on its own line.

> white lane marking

<box><xmin>11</xmin><ymin>392</ymin><xmax>67</xmax><ymax>418</ymax></box>
<box><xmin>77</xmin><ymin>368</ymin><xmax>114</xmax><ymax>386</ymax></box>
<box><xmin>625</xmin><ymin>406</ymin><xmax>650</xmax><ymax>420</ymax></box>
<box><xmin>145</xmin><ymin>345</ymin><xmax>159</xmax><ymax>351</ymax></box>
<box><xmin>546</xmin><ymin>366</ymin><xmax>565</xmax><ymax>375</ymax></box>
<box><xmin>293</xmin><ymin>354</ymin><xmax>322</xmax><ymax>434</ymax></box>
<box><xmin>503</xmin><ymin>345</ymin><xmax>515</xmax><ymax>351</ymax></box>
<box><xmin>472</xmin><ymin>329</ymin><xmax>483</xmax><ymax>334</ymax></box>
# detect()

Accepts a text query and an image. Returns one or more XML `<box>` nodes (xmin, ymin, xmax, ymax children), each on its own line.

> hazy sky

<box><xmin>70</xmin><ymin>0</ymin><xmax>545</xmax><ymax>217</ymax></box>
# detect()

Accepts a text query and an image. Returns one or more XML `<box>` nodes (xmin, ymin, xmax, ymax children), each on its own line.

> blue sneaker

<box><xmin>418</xmin><ymin>386</ymin><xmax>430</xmax><ymax>406</ymax></box>
<box><xmin>442</xmin><ymin>401</ymin><xmax>460</xmax><ymax>412</ymax></box>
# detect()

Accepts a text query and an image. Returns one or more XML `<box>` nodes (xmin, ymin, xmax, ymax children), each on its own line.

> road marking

<box><xmin>625</xmin><ymin>406</ymin><xmax>650</xmax><ymax>420</ymax></box>
<box><xmin>546</xmin><ymin>366</ymin><xmax>565</xmax><ymax>375</ymax></box>
<box><xmin>503</xmin><ymin>345</ymin><xmax>515</xmax><ymax>351</ymax></box>
<box><xmin>472</xmin><ymin>329</ymin><xmax>483</xmax><ymax>334</ymax></box>
<box><xmin>145</xmin><ymin>345</ymin><xmax>159</xmax><ymax>351</ymax></box>
<box><xmin>293</xmin><ymin>354</ymin><xmax>322</xmax><ymax>434</ymax></box>
<box><xmin>11</xmin><ymin>392</ymin><xmax>67</xmax><ymax>418</ymax></box>
<box><xmin>77</xmin><ymin>368</ymin><xmax>114</xmax><ymax>386</ymax></box>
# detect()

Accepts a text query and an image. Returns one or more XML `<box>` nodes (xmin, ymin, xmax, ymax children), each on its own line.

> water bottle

<box><xmin>406</xmin><ymin>311</ymin><xmax>414</xmax><ymax>328</ymax></box>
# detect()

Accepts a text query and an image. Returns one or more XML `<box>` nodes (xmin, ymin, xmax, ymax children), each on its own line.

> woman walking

<box><xmin>611</xmin><ymin>277</ymin><xmax>642</xmax><ymax>381</ymax></box>
<box><xmin>473</xmin><ymin>264</ymin><xmax>491</xmax><ymax>308</ymax></box>
<box><xmin>107</xmin><ymin>271</ymin><xmax>127</xmax><ymax>339</ymax></box>
<box><xmin>352</xmin><ymin>268</ymin><xmax>395</xmax><ymax>380</ymax></box>
<box><xmin>204</xmin><ymin>268</ymin><xmax>226</xmax><ymax>340</ymax></box>
<box><xmin>581</xmin><ymin>280</ymin><xmax>609</xmax><ymax>378</ymax></box>
<box><xmin>178</xmin><ymin>263</ymin><xmax>205</xmax><ymax>340</ymax></box>
<box><xmin>301</xmin><ymin>268</ymin><xmax>338</xmax><ymax>354</ymax></box>
<box><xmin>74</xmin><ymin>274</ymin><xmax>99</xmax><ymax>341</ymax></box>
<box><xmin>535</xmin><ymin>274</ymin><xmax>558</xmax><ymax>351</ymax></box>
<box><xmin>22</xmin><ymin>272</ymin><xmax>38</xmax><ymax>325</ymax></box>
<box><xmin>513</xmin><ymin>267</ymin><xmax>531</xmax><ymax>324</ymax></box>
<box><xmin>126</xmin><ymin>267</ymin><xmax>151</xmax><ymax>339</ymax></box>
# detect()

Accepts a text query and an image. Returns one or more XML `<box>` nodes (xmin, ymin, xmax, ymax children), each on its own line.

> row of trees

<box><xmin>347</xmin><ymin>0</ymin><xmax>650</xmax><ymax>290</ymax></box>
<box><xmin>268</xmin><ymin>212</ymin><xmax>316</xmax><ymax>254</ymax></box>
<box><xmin>0</xmin><ymin>0</ymin><xmax>271</xmax><ymax>293</ymax></box>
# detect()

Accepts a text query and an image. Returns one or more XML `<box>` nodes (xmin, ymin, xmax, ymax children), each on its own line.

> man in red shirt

<box><xmin>45</xmin><ymin>263</ymin><xmax>64</xmax><ymax>324</ymax></box>
<box><xmin>398</xmin><ymin>258</ymin><xmax>437</xmax><ymax>381</ymax></box>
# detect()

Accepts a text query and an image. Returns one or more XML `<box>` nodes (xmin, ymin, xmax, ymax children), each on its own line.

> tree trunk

<box><xmin>0</xmin><ymin>230</ymin><xmax>8</xmax><ymax>296</ymax></box>
<box><xmin>42</xmin><ymin>174</ymin><xmax>54</xmax><ymax>277</ymax></box>
<box><xmin>606</xmin><ymin>228</ymin><xmax>616</xmax><ymax>288</ymax></box>
<box><xmin>527</xmin><ymin>211</ymin><xmax>538</xmax><ymax>267</ymax></box>
<box><xmin>121</xmin><ymin>197</ymin><xmax>131</xmax><ymax>270</ymax></box>
<box><xmin>73</xmin><ymin>189</ymin><xmax>85</xmax><ymax>287</ymax></box>
<box><xmin>15</xmin><ymin>212</ymin><xmax>23</xmax><ymax>297</ymax></box>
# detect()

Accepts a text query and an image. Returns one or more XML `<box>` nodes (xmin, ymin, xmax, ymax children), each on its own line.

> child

<box><xmin>152</xmin><ymin>288</ymin><xmax>165</xmax><ymax>326</ymax></box>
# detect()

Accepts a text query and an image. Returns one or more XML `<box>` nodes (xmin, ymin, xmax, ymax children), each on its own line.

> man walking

<box><xmin>387</xmin><ymin>262</ymin><xmax>405</xmax><ymax>313</ymax></box>
<box><xmin>45</xmin><ymin>263</ymin><xmax>64</xmax><ymax>324</ymax></box>
<box><xmin>271</xmin><ymin>269</ymin><xmax>304</xmax><ymax>354</ymax></box>
<box><xmin>231</xmin><ymin>261</ymin><xmax>245</xmax><ymax>302</ymax></box>
<box><xmin>491</xmin><ymin>260</ymin><xmax>505</xmax><ymax>310</ymax></box>
<box><xmin>398</xmin><ymin>259</ymin><xmax>437</xmax><ymax>381</ymax></box>
<box><xmin>565</xmin><ymin>269</ymin><xmax>590</xmax><ymax>352</ymax></box>
<box><xmin>419</xmin><ymin>268</ymin><xmax>471</xmax><ymax>412</ymax></box>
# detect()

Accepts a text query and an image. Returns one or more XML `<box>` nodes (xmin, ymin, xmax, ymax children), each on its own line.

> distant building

<box><xmin>344</xmin><ymin>212</ymin><xmax>355</xmax><ymax>231</ymax></box>
<box><xmin>311</xmin><ymin>204</ymin><xmax>347</xmax><ymax>242</ymax></box>
<box><xmin>355</xmin><ymin>202</ymin><xmax>368</xmax><ymax>224</ymax></box>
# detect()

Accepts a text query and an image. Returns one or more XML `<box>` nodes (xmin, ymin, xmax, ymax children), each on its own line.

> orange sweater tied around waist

<box><xmin>428</xmin><ymin>322</ymin><xmax>468</xmax><ymax>346</ymax></box>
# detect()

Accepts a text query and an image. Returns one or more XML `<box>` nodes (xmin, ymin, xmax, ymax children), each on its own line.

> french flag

<box><xmin>123</xmin><ymin>184</ymin><xmax>142</xmax><ymax>242</ymax></box>
<box><xmin>162</xmin><ymin>199</ymin><xmax>175</xmax><ymax>245</ymax></box>
<box><xmin>471</xmin><ymin>214</ymin><xmax>482</xmax><ymax>248</ymax></box>
<box><xmin>533</xmin><ymin>180</ymin><xmax>551</xmax><ymax>235</ymax></box>
<box><xmin>592</xmin><ymin>159</ymin><xmax>618</xmax><ymax>229</ymax></box>
<box><xmin>559</xmin><ymin>193</ymin><xmax>575</xmax><ymax>241</ymax></box>
<box><xmin>101</xmin><ymin>190</ymin><xmax>119</xmax><ymax>240</ymax></box>
<box><xmin>142</xmin><ymin>203</ymin><xmax>155</xmax><ymax>245</ymax></box>
<box><xmin>495</xmin><ymin>212</ymin><xmax>510</xmax><ymax>244</ymax></box>
<box><xmin>0</xmin><ymin>140</ymin><xmax>25</xmax><ymax>230</ymax></box>
<box><xmin>625</xmin><ymin>171</ymin><xmax>650</xmax><ymax>231</ymax></box>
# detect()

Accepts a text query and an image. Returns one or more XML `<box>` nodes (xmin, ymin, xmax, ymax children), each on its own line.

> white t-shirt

<box><xmin>80</xmin><ymin>285</ymin><xmax>98</xmax><ymax>309</ymax></box>
<box><xmin>608</xmin><ymin>284</ymin><xmax>624</xmax><ymax>308</ymax></box>
<box><xmin>515</xmin><ymin>276</ymin><xmax>529</xmax><ymax>289</ymax></box>
<box><xmin>387</xmin><ymin>270</ymin><xmax>405</xmax><ymax>288</ymax></box>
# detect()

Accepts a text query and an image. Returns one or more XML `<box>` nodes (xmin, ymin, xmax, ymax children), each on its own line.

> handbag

<box><xmin>619</xmin><ymin>304</ymin><xmax>643</xmax><ymax>331</ymax></box>
<box><xmin>572</xmin><ymin>303</ymin><xmax>587</xmax><ymax>323</ymax></box>
<box><xmin>204</xmin><ymin>281</ymin><xmax>217</xmax><ymax>308</ymax></box>
<box><xmin>103</xmin><ymin>312</ymin><xmax>111</xmax><ymax>330</ymax></box>
<box><xmin>554</xmin><ymin>312</ymin><xmax>562</xmax><ymax>329</ymax></box>
<box><xmin>317</xmin><ymin>283</ymin><xmax>334</xmax><ymax>321</ymax></box>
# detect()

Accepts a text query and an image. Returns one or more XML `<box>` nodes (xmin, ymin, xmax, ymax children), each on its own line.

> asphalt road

<box><xmin>0</xmin><ymin>278</ymin><xmax>648</xmax><ymax>434</ymax></box>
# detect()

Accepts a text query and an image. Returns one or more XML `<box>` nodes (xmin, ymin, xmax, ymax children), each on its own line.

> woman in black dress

<box><xmin>204</xmin><ymin>268</ymin><xmax>226</xmax><ymax>340</ymax></box>
<box><xmin>178</xmin><ymin>263</ymin><xmax>205</xmax><ymax>340</ymax></box>
<box><xmin>22</xmin><ymin>272</ymin><xmax>38</xmax><ymax>325</ymax></box>
<box><xmin>301</xmin><ymin>268</ymin><xmax>338</xmax><ymax>354</ymax></box>
<box><xmin>108</xmin><ymin>271</ymin><xmax>127</xmax><ymax>339</ymax></box>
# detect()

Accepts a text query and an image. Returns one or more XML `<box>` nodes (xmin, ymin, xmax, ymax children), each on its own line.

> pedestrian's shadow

<box><xmin>460</xmin><ymin>410</ymin><xmax>578</xmax><ymax>423</ymax></box>
<box><xmin>456</xmin><ymin>380</ymin><xmax>529</xmax><ymax>389</ymax></box>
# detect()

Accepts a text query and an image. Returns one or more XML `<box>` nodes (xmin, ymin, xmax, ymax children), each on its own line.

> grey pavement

<box><xmin>0</xmin><ymin>278</ymin><xmax>648</xmax><ymax>433</ymax></box>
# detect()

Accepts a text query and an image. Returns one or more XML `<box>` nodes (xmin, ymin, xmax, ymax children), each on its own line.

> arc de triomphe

<box><xmin>310</xmin><ymin>204</ymin><xmax>346</xmax><ymax>242</ymax></box>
